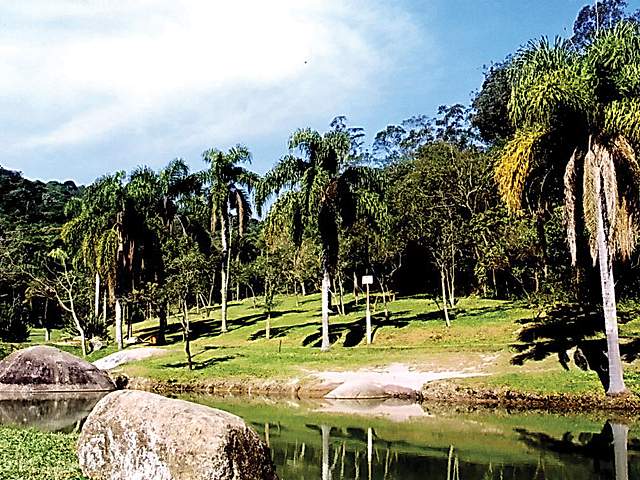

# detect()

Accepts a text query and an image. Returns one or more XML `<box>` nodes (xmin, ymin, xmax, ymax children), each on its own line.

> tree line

<box><xmin>1</xmin><ymin>0</ymin><xmax>639</xmax><ymax>394</ymax></box>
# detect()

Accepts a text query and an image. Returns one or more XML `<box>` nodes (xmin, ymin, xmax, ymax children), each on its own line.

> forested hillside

<box><xmin>0</xmin><ymin>167</ymin><xmax>79</xmax><ymax>341</ymax></box>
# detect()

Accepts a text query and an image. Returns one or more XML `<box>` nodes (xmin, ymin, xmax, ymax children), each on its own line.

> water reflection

<box><xmin>517</xmin><ymin>420</ymin><xmax>634</xmax><ymax>480</ymax></box>
<box><xmin>0</xmin><ymin>392</ymin><xmax>106</xmax><ymax>432</ymax></box>
<box><xmin>2</xmin><ymin>390</ymin><xmax>638</xmax><ymax>479</ymax></box>
<box><xmin>184</xmin><ymin>395</ymin><xmax>640</xmax><ymax>480</ymax></box>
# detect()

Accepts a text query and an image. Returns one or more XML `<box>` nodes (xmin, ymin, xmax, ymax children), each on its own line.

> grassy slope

<box><xmin>17</xmin><ymin>292</ymin><xmax>640</xmax><ymax>395</ymax></box>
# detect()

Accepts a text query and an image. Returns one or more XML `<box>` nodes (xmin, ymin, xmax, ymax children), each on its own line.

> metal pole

<box><xmin>366</xmin><ymin>283</ymin><xmax>371</xmax><ymax>344</ymax></box>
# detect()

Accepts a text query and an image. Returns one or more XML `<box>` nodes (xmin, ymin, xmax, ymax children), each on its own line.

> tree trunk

<box><xmin>183</xmin><ymin>300</ymin><xmax>192</xmax><ymax>370</ymax></box>
<box><xmin>353</xmin><ymin>272</ymin><xmax>359</xmax><ymax>306</ymax></box>
<box><xmin>68</xmin><ymin>296</ymin><xmax>87</xmax><ymax>357</ymax></box>
<box><xmin>321</xmin><ymin>269</ymin><xmax>331</xmax><ymax>351</ymax></box>
<box><xmin>266</xmin><ymin>312</ymin><xmax>271</xmax><ymax>340</ymax></box>
<box><xmin>294</xmin><ymin>281</ymin><xmax>299</xmax><ymax>307</ymax></box>
<box><xmin>158</xmin><ymin>302</ymin><xmax>167</xmax><ymax>345</ymax></box>
<box><xmin>115</xmin><ymin>299</ymin><xmax>123</xmax><ymax>351</ymax></box>
<box><xmin>102</xmin><ymin>291</ymin><xmax>107</xmax><ymax>323</ymax></box>
<box><xmin>220</xmin><ymin>208</ymin><xmax>229</xmax><ymax>333</ymax></box>
<box><xmin>338</xmin><ymin>276</ymin><xmax>345</xmax><ymax>316</ymax></box>
<box><xmin>301</xmin><ymin>281</ymin><xmax>307</xmax><ymax>297</ymax></box>
<box><xmin>440</xmin><ymin>269</ymin><xmax>451</xmax><ymax>327</ymax></box>
<box><xmin>448</xmin><ymin>259</ymin><xmax>455</xmax><ymax>307</ymax></box>
<box><xmin>94</xmin><ymin>273</ymin><xmax>100</xmax><ymax>319</ymax></box>
<box><xmin>596</xmin><ymin>190</ymin><xmax>626</xmax><ymax>395</ymax></box>
<box><xmin>43</xmin><ymin>299</ymin><xmax>51</xmax><ymax>342</ymax></box>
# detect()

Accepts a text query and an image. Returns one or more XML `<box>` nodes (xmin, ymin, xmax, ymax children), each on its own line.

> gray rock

<box><xmin>77</xmin><ymin>390</ymin><xmax>279</xmax><ymax>480</ymax></box>
<box><xmin>93</xmin><ymin>347</ymin><xmax>167</xmax><ymax>370</ymax></box>
<box><xmin>325</xmin><ymin>380</ymin><xmax>418</xmax><ymax>400</ymax></box>
<box><xmin>0</xmin><ymin>346</ymin><xmax>116</xmax><ymax>393</ymax></box>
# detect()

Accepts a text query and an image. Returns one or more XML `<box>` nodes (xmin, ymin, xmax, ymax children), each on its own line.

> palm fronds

<box><xmin>495</xmin><ymin>126</ymin><xmax>547</xmax><ymax>211</ymax></box>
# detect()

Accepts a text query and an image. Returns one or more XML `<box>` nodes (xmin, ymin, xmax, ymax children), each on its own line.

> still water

<box><xmin>1</xmin><ymin>393</ymin><xmax>639</xmax><ymax>479</ymax></box>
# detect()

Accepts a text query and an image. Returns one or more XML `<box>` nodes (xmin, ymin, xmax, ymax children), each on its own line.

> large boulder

<box><xmin>0</xmin><ymin>346</ymin><xmax>115</xmax><ymax>393</ymax></box>
<box><xmin>325</xmin><ymin>380</ymin><xmax>418</xmax><ymax>400</ymax></box>
<box><xmin>77</xmin><ymin>390</ymin><xmax>279</xmax><ymax>480</ymax></box>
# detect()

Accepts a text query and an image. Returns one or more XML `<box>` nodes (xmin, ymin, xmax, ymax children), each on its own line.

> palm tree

<box><xmin>62</xmin><ymin>173</ymin><xmax>127</xmax><ymax>348</ymax></box>
<box><xmin>257</xmin><ymin>128</ymin><xmax>384</xmax><ymax>351</ymax></box>
<box><xmin>201</xmin><ymin>146</ymin><xmax>259</xmax><ymax>333</ymax></box>
<box><xmin>127</xmin><ymin>159</ymin><xmax>201</xmax><ymax>344</ymax></box>
<box><xmin>496</xmin><ymin>22</ymin><xmax>640</xmax><ymax>395</ymax></box>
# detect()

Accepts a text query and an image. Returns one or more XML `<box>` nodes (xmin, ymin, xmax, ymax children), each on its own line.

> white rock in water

<box><xmin>77</xmin><ymin>390</ymin><xmax>278</xmax><ymax>480</ymax></box>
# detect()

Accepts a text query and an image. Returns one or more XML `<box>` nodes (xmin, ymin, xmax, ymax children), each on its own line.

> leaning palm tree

<box><xmin>496</xmin><ymin>22</ymin><xmax>640</xmax><ymax>395</ymax></box>
<box><xmin>202</xmin><ymin>146</ymin><xmax>259</xmax><ymax>332</ymax></box>
<box><xmin>257</xmin><ymin>128</ymin><xmax>384</xmax><ymax>351</ymax></box>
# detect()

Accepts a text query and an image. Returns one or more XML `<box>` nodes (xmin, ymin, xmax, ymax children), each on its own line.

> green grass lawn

<box><xmin>6</xmin><ymin>293</ymin><xmax>640</xmax><ymax>396</ymax></box>
<box><xmin>0</xmin><ymin>427</ymin><xmax>85</xmax><ymax>480</ymax></box>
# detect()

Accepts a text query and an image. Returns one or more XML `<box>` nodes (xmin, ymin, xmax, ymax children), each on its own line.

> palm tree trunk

<box><xmin>115</xmin><ymin>299</ymin><xmax>123</xmax><ymax>350</ymax></box>
<box><xmin>102</xmin><ymin>291</ymin><xmax>107</xmax><ymax>323</ymax></box>
<box><xmin>597</xmin><ymin>188</ymin><xmax>626</xmax><ymax>395</ymax></box>
<box><xmin>321</xmin><ymin>268</ymin><xmax>331</xmax><ymax>351</ymax></box>
<box><xmin>94</xmin><ymin>273</ymin><xmax>100</xmax><ymax>319</ymax></box>
<box><xmin>220</xmin><ymin>208</ymin><xmax>229</xmax><ymax>333</ymax></box>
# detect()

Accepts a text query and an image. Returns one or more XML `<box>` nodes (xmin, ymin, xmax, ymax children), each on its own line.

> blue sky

<box><xmin>1</xmin><ymin>0</ymin><xmax>638</xmax><ymax>184</ymax></box>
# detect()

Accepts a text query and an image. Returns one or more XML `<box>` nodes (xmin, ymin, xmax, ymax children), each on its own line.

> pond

<box><xmin>1</xmin><ymin>392</ymin><xmax>639</xmax><ymax>479</ymax></box>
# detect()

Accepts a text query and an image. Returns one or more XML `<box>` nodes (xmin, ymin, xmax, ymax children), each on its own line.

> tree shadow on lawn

<box><xmin>248</xmin><ymin>321</ymin><xmax>320</xmax><ymax>342</ymax></box>
<box><xmin>511</xmin><ymin>302</ymin><xmax>640</xmax><ymax>391</ymax></box>
<box><xmin>163</xmin><ymin>354</ymin><xmax>238</xmax><ymax>370</ymax></box>
<box><xmin>301</xmin><ymin>312</ymin><xmax>418</xmax><ymax>348</ymax></box>
<box><xmin>136</xmin><ymin>309</ymin><xmax>302</xmax><ymax>345</ymax></box>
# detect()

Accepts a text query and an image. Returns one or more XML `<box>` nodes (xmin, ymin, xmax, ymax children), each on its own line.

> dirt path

<box><xmin>310</xmin><ymin>362</ymin><xmax>487</xmax><ymax>392</ymax></box>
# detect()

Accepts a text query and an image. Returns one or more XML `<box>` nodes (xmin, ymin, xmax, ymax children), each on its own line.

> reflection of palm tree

<box><xmin>611</xmin><ymin>422</ymin><xmax>629</xmax><ymax>480</ymax></box>
<box><xmin>515</xmin><ymin>420</ymin><xmax>629</xmax><ymax>480</ymax></box>
<box><xmin>321</xmin><ymin>424</ymin><xmax>332</xmax><ymax>480</ymax></box>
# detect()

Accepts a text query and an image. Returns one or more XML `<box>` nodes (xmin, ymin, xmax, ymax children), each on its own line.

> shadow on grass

<box><xmin>510</xmin><ymin>302</ymin><xmax>640</xmax><ymax>391</ymax></box>
<box><xmin>301</xmin><ymin>311</ymin><xmax>417</xmax><ymax>348</ymax></box>
<box><xmin>163</xmin><ymin>354</ymin><xmax>238</xmax><ymax>370</ymax></box>
<box><xmin>136</xmin><ymin>309</ymin><xmax>302</xmax><ymax>346</ymax></box>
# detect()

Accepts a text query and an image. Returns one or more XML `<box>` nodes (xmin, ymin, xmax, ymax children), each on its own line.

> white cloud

<box><xmin>0</xmin><ymin>0</ymin><xmax>431</xmax><ymax>176</ymax></box>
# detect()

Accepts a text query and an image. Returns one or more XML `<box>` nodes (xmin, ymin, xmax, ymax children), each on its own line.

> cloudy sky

<box><xmin>1</xmin><ymin>0</ymin><xmax>636</xmax><ymax>183</ymax></box>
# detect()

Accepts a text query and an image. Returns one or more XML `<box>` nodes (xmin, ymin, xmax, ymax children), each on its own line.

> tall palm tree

<box><xmin>496</xmin><ymin>22</ymin><xmax>640</xmax><ymax>395</ymax></box>
<box><xmin>127</xmin><ymin>159</ymin><xmax>201</xmax><ymax>343</ymax></box>
<box><xmin>257</xmin><ymin>128</ymin><xmax>384</xmax><ymax>351</ymax></box>
<box><xmin>202</xmin><ymin>146</ymin><xmax>259</xmax><ymax>332</ymax></box>
<box><xmin>62</xmin><ymin>173</ymin><xmax>127</xmax><ymax>347</ymax></box>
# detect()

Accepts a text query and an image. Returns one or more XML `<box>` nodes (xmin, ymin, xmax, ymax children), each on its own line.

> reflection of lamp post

<box><xmin>610</xmin><ymin>422</ymin><xmax>629</xmax><ymax>480</ymax></box>
<box><xmin>367</xmin><ymin>427</ymin><xmax>373</xmax><ymax>480</ymax></box>
<box><xmin>321</xmin><ymin>425</ymin><xmax>332</xmax><ymax>480</ymax></box>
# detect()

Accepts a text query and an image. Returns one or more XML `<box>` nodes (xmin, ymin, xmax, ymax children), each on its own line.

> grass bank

<box><xmin>10</xmin><ymin>293</ymin><xmax>640</xmax><ymax>402</ymax></box>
